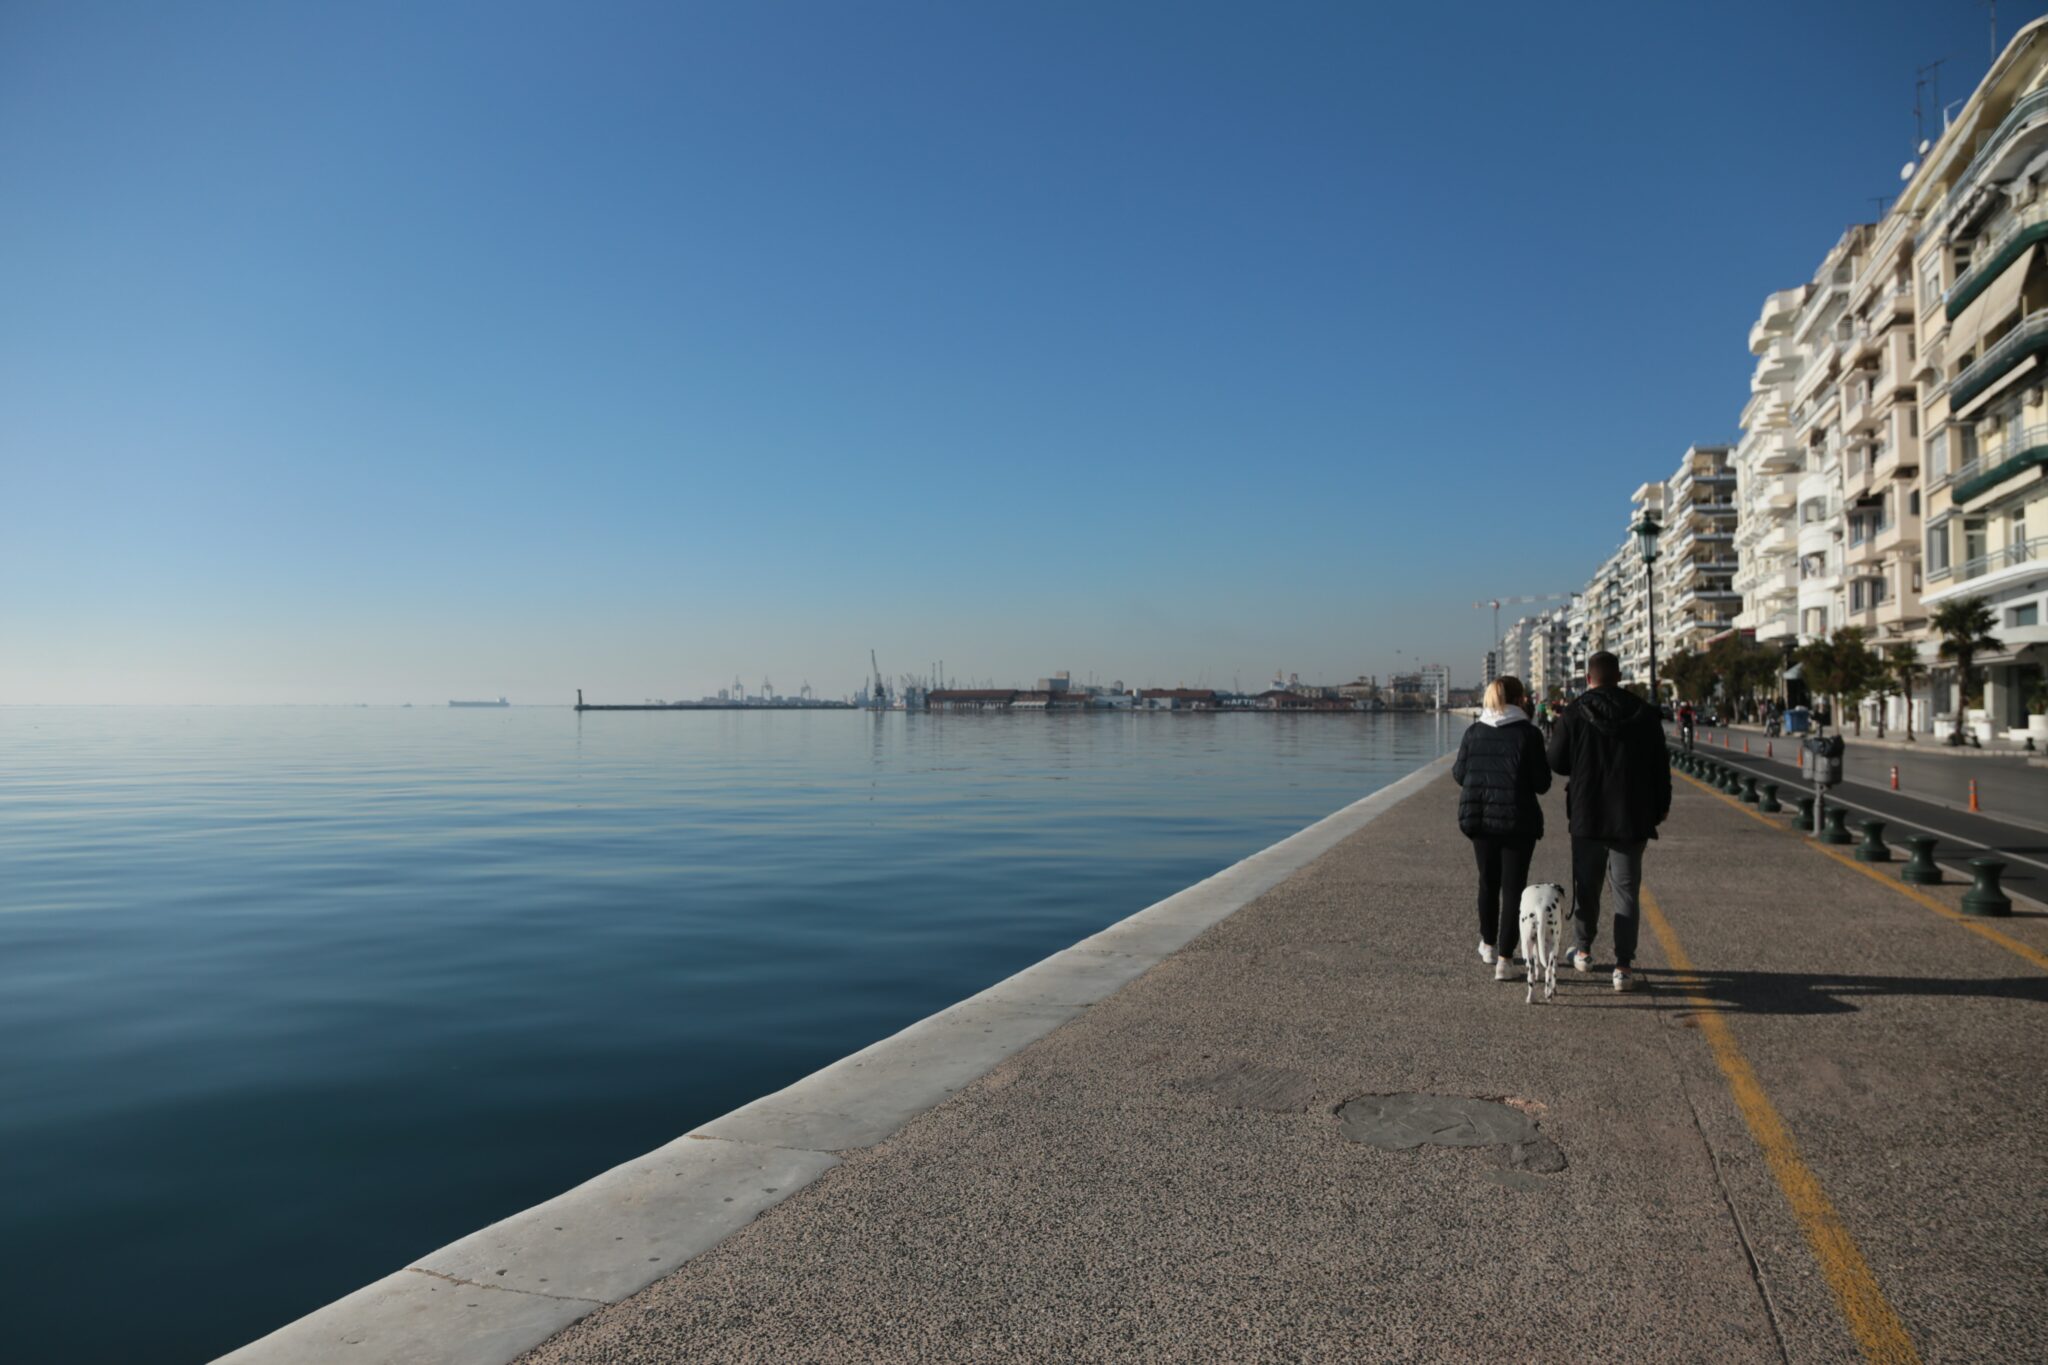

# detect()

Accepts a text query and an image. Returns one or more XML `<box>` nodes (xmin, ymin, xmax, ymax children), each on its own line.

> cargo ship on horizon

<box><xmin>449</xmin><ymin>697</ymin><xmax>510</xmax><ymax>708</ymax></box>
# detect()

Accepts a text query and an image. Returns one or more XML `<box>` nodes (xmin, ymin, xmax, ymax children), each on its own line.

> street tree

<box><xmin>1797</xmin><ymin>628</ymin><xmax>1882</xmax><ymax>734</ymax></box>
<box><xmin>1931</xmin><ymin>596</ymin><xmax>2004</xmax><ymax>745</ymax></box>
<box><xmin>1880</xmin><ymin>642</ymin><xmax>1925</xmax><ymax>742</ymax></box>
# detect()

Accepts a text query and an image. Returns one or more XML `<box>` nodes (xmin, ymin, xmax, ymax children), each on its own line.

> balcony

<box><xmin>1756</xmin><ymin>521</ymin><xmax>1798</xmax><ymax>556</ymax></box>
<box><xmin>1923</xmin><ymin>534</ymin><xmax>2048</xmax><ymax>604</ymax></box>
<box><xmin>1874</xmin><ymin>513</ymin><xmax>1912</xmax><ymax>555</ymax></box>
<box><xmin>1927</xmin><ymin>87</ymin><xmax>2048</xmax><ymax>244</ymax></box>
<box><xmin>1880</xmin><ymin>331</ymin><xmax>1917</xmax><ymax>391</ymax></box>
<box><xmin>1793</xmin><ymin>342</ymin><xmax>1839</xmax><ymax>406</ymax></box>
<box><xmin>1755</xmin><ymin>432</ymin><xmax>1803</xmax><ymax>472</ymax></box>
<box><xmin>1948</xmin><ymin>308</ymin><xmax>2048</xmax><ymax>409</ymax></box>
<box><xmin>1949</xmin><ymin>199</ymin><xmax>2048</xmax><ymax>317</ymax></box>
<box><xmin>1841</xmin><ymin>378</ymin><xmax>1881</xmax><ymax>433</ymax></box>
<box><xmin>1748</xmin><ymin>288</ymin><xmax>1806</xmax><ymax>353</ymax></box>
<box><xmin>1751</xmin><ymin>337</ymin><xmax>1800</xmax><ymax>388</ymax></box>
<box><xmin>1950</xmin><ymin>420</ymin><xmax>2048</xmax><ymax>504</ymax></box>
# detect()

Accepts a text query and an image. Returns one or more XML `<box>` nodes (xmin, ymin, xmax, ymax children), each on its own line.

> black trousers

<box><xmin>1570</xmin><ymin>837</ymin><xmax>1646</xmax><ymax>967</ymax></box>
<box><xmin>1469</xmin><ymin>836</ymin><xmax>1535</xmax><ymax>956</ymax></box>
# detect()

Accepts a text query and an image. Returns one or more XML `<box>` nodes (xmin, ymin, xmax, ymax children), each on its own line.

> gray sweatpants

<box><xmin>1570</xmin><ymin>837</ymin><xmax>1646</xmax><ymax>967</ymax></box>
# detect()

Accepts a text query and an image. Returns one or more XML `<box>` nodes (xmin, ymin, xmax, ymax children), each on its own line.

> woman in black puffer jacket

<box><xmin>1451</xmin><ymin>676</ymin><xmax>1552</xmax><ymax>980</ymax></box>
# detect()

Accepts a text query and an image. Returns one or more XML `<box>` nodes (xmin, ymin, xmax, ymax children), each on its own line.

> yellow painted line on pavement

<box><xmin>1674</xmin><ymin>771</ymin><xmax>2048</xmax><ymax>973</ymax></box>
<box><xmin>1641</xmin><ymin>885</ymin><xmax>1920</xmax><ymax>1365</ymax></box>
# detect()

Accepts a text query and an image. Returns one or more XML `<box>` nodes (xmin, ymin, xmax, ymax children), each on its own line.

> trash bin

<box><xmin>1804</xmin><ymin>734</ymin><xmax>1844</xmax><ymax>787</ymax></box>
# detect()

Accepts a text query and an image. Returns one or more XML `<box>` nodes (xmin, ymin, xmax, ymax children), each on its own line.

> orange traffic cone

<box><xmin>1797</xmin><ymin>746</ymin><xmax>1805</xmax><ymax>771</ymax></box>
<box><xmin>1767</xmin><ymin>741</ymin><xmax>1774</xmax><ymax>759</ymax></box>
<box><xmin>1970</xmin><ymin>779</ymin><xmax>1981</xmax><ymax>812</ymax></box>
<box><xmin>1890</xmin><ymin>765</ymin><xmax>1899</xmax><ymax>790</ymax></box>
<box><xmin>1744</xmin><ymin>738</ymin><xmax>1750</xmax><ymax>754</ymax></box>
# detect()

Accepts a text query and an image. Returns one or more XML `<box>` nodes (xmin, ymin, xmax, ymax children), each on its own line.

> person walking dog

<box><xmin>1452</xmin><ymin>676</ymin><xmax>1552</xmax><ymax>982</ymax></box>
<box><xmin>1545</xmin><ymin>651</ymin><xmax>1670</xmax><ymax>992</ymax></box>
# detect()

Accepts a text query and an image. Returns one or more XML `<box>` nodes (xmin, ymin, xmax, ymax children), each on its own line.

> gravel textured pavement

<box><xmin>518</xmin><ymin>765</ymin><xmax>2048</xmax><ymax>1363</ymax></box>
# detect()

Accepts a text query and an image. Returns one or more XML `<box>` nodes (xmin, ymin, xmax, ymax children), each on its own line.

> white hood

<box><xmin>1478</xmin><ymin>705</ymin><xmax>1528</xmax><ymax>728</ymax></box>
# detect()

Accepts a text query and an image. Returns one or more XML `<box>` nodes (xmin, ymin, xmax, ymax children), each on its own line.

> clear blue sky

<box><xmin>2</xmin><ymin>1</ymin><xmax>2034</xmax><ymax>702</ymax></box>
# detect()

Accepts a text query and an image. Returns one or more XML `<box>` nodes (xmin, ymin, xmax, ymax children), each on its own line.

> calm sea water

<box><xmin>0</xmin><ymin>705</ymin><xmax>1461</xmax><ymax>1364</ymax></box>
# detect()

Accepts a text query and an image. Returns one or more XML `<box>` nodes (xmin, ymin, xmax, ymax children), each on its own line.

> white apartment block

<box><xmin>1659</xmin><ymin>444</ymin><xmax>1741</xmax><ymax>653</ymax></box>
<box><xmin>1573</xmin><ymin>18</ymin><xmax>2048</xmax><ymax>733</ymax></box>
<box><xmin>1733</xmin><ymin>286</ymin><xmax>1810</xmax><ymax>645</ymax></box>
<box><xmin>1904</xmin><ymin>24</ymin><xmax>2048</xmax><ymax>735</ymax></box>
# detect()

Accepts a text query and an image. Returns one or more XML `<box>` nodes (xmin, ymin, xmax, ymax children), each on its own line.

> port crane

<box><xmin>868</xmin><ymin>650</ymin><xmax>889</xmax><ymax>711</ymax></box>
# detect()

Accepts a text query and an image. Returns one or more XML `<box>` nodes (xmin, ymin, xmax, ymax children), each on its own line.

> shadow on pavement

<box><xmin>1638</xmin><ymin>968</ymin><xmax>2048</xmax><ymax>1016</ymax></box>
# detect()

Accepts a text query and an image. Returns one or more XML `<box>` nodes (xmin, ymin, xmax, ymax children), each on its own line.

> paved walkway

<box><xmin>516</xmin><ymin>767</ymin><xmax>2048</xmax><ymax>1363</ymax></box>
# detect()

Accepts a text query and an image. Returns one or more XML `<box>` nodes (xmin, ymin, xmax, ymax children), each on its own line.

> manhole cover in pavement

<box><xmin>1337</xmin><ymin>1094</ymin><xmax>1534</xmax><ymax>1149</ymax></box>
<box><xmin>1336</xmin><ymin>1094</ymin><xmax>1569</xmax><ymax>1178</ymax></box>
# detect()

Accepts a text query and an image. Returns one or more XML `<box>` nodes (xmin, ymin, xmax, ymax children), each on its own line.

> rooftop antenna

<box><xmin>1915</xmin><ymin>58</ymin><xmax>1947</xmax><ymax>149</ymax></box>
<box><xmin>1985</xmin><ymin>1</ymin><xmax>1998</xmax><ymax>66</ymax></box>
<box><xmin>1869</xmin><ymin>194</ymin><xmax>1890</xmax><ymax>219</ymax></box>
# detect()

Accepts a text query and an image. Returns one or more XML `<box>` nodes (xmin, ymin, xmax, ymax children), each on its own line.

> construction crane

<box><xmin>1474</xmin><ymin>593</ymin><xmax>1581</xmax><ymax>679</ymax></box>
<box><xmin>868</xmin><ymin>650</ymin><xmax>888</xmax><ymax>711</ymax></box>
<box><xmin>1473</xmin><ymin>593</ymin><xmax>1579</xmax><ymax>651</ymax></box>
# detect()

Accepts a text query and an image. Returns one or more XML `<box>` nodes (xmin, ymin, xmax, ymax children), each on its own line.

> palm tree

<box><xmin>1881</xmin><ymin>642</ymin><xmax>1924</xmax><ymax>741</ymax></box>
<box><xmin>1931</xmin><ymin>596</ymin><xmax>2004</xmax><ymax>746</ymax></box>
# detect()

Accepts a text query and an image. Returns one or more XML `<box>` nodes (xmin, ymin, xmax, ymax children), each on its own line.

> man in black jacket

<box><xmin>1546</xmin><ymin>651</ymin><xmax>1672</xmax><ymax>992</ymax></box>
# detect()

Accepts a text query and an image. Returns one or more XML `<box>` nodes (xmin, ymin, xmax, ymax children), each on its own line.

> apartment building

<box><xmin>1903</xmin><ymin>22</ymin><xmax>2048</xmax><ymax>734</ymax></box>
<box><xmin>1659</xmin><ymin>444</ymin><xmax>1741</xmax><ymax>652</ymax></box>
<box><xmin>1792</xmin><ymin>227</ymin><xmax>1868</xmax><ymax>643</ymax></box>
<box><xmin>1733</xmin><ymin>285</ymin><xmax>1810</xmax><ymax>645</ymax></box>
<box><xmin>1612</xmin><ymin>482</ymin><xmax>1667</xmax><ymax>685</ymax></box>
<box><xmin>1525</xmin><ymin>608</ymin><xmax>1572</xmax><ymax>700</ymax></box>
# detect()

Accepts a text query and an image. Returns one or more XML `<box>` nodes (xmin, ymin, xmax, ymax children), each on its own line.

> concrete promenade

<box><xmin>502</xmin><ymin>763</ymin><xmax>2048</xmax><ymax>1362</ymax></box>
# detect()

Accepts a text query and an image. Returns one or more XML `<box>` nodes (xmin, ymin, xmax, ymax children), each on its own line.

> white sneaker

<box><xmin>1494</xmin><ymin>958</ymin><xmax>1519</xmax><ymax>981</ymax></box>
<box><xmin>1567</xmin><ymin>949</ymin><xmax>1592</xmax><ymax>974</ymax></box>
<box><xmin>1613</xmin><ymin>967</ymin><xmax>1635</xmax><ymax>993</ymax></box>
<box><xmin>1478</xmin><ymin>943</ymin><xmax>1498</xmax><ymax>966</ymax></box>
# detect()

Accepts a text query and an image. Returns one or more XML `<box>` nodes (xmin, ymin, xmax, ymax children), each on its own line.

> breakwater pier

<box><xmin>224</xmin><ymin>752</ymin><xmax>2048</xmax><ymax>1363</ymax></box>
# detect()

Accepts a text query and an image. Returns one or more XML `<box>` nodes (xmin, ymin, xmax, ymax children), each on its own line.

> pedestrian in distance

<box><xmin>1677</xmin><ymin>699</ymin><xmax>1696</xmax><ymax>752</ymax></box>
<box><xmin>1451</xmin><ymin>676</ymin><xmax>1552</xmax><ymax>982</ymax></box>
<box><xmin>1545</xmin><ymin>650</ymin><xmax>1671</xmax><ymax>992</ymax></box>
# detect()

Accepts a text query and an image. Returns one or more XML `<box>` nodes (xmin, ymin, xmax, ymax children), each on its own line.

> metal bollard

<box><xmin>1819</xmin><ymin>805</ymin><xmax>1853</xmax><ymax>845</ymax></box>
<box><xmin>1854</xmin><ymin>819</ymin><xmax>1891</xmax><ymax>862</ymax></box>
<box><xmin>1741</xmin><ymin>775</ymin><xmax>1760</xmax><ymax>803</ymax></box>
<box><xmin>1899</xmin><ymin>835</ymin><xmax>1942</xmax><ymax>885</ymax></box>
<box><xmin>1724</xmin><ymin>767</ymin><xmax>1745</xmax><ymax>796</ymax></box>
<box><xmin>1758</xmin><ymin>781</ymin><xmax>1781</xmax><ymax>813</ymax></box>
<box><xmin>1960</xmin><ymin>859</ymin><xmax>2013</xmax><ymax>917</ymax></box>
<box><xmin>1795</xmin><ymin>794</ymin><xmax>1816</xmax><ymax>827</ymax></box>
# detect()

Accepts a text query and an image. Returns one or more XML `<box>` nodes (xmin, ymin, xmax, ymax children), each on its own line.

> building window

<box><xmin>1927</xmin><ymin>429</ymin><xmax>1948</xmax><ymax>479</ymax></box>
<box><xmin>1909</xmin><ymin>489</ymin><xmax>1920</xmax><ymax>516</ymax></box>
<box><xmin>2010</xmin><ymin>603</ymin><xmax>2041</xmax><ymax>627</ymax></box>
<box><xmin>1965</xmin><ymin>517</ymin><xmax>1987</xmax><ymax>570</ymax></box>
<box><xmin>1921</xmin><ymin>257</ymin><xmax>1943</xmax><ymax>309</ymax></box>
<box><xmin>1929</xmin><ymin>524</ymin><xmax>1950</xmax><ymax>572</ymax></box>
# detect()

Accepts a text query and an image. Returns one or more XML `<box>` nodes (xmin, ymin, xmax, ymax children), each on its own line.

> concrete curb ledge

<box><xmin>217</xmin><ymin>753</ymin><xmax>1456</xmax><ymax>1364</ymax></box>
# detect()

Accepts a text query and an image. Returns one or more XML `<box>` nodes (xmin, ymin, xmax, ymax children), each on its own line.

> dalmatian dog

<box><xmin>1518</xmin><ymin>882</ymin><xmax>1566</xmax><ymax>1004</ymax></box>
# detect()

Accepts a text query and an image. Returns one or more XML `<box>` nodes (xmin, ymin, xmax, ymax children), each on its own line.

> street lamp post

<box><xmin>1632</xmin><ymin>514</ymin><xmax>1663</xmax><ymax>705</ymax></box>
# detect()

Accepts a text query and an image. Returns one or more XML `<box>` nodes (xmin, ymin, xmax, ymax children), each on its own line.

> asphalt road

<box><xmin>1683</xmin><ymin>722</ymin><xmax>2048</xmax><ymax>833</ymax></box>
<box><xmin>515</xmin><ymin>769</ymin><xmax>2048</xmax><ymax>1363</ymax></box>
<box><xmin>1674</xmin><ymin>734</ymin><xmax>2048</xmax><ymax>908</ymax></box>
